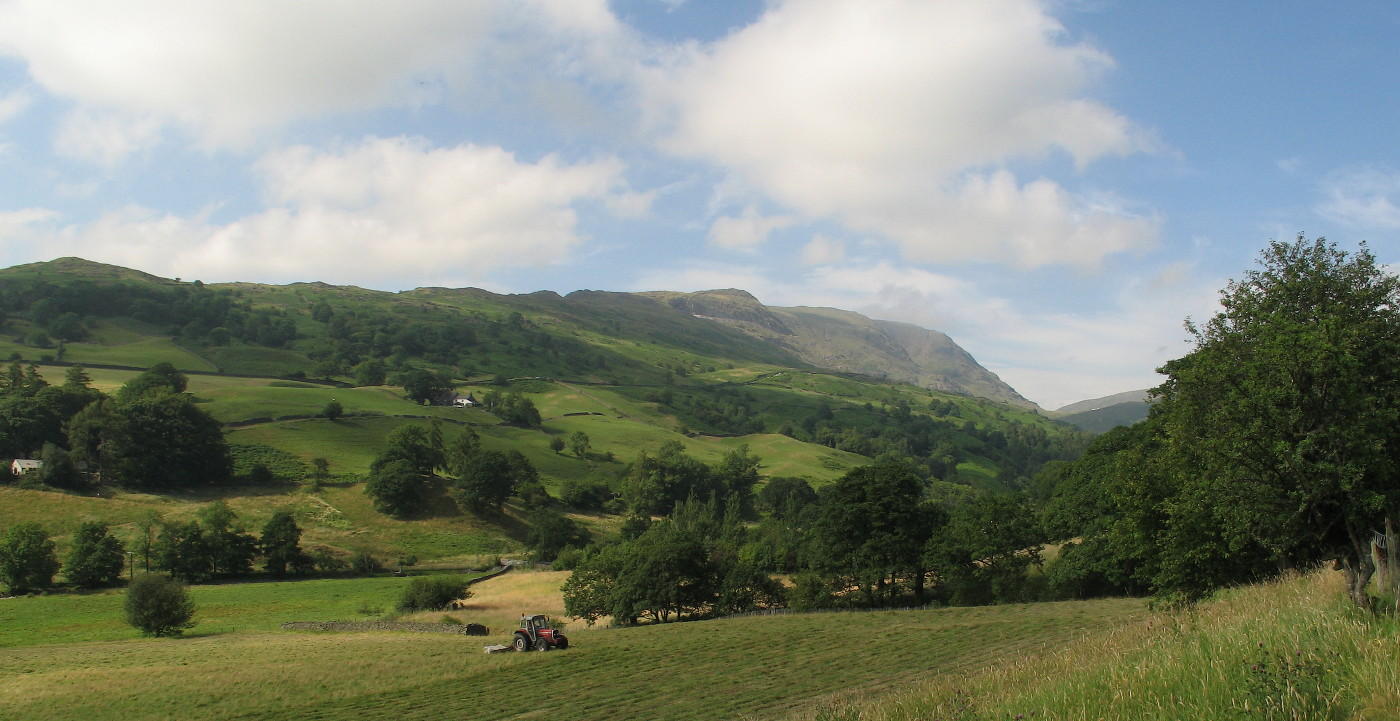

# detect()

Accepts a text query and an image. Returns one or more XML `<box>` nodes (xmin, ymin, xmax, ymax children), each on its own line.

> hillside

<box><xmin>646</xmin><ymin>289</ymin><xmax>1035</xmax><ymax>408</ymax></box>
<box><xmin>0</xmin><ymin>256</ymin><xmax>1087</xmax><ymax>567</ymax></box>
<box><xmin>1052</xmin><ymin>389</ymin><xmax>1150</xmax><ymax>433</ymax></box>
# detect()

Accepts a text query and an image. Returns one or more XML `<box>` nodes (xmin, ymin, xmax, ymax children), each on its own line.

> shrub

<box><xmin>124</xmin><ymin>574</ymin><xmax>196</xmax><ymax>636</ymax></box>
<box><xmin>397</xmin><ymin>575</ymin><xmax>471</xmax><ymax>612</ymax></box>
<box><xmin>350</xmin><ymin>550</ymin><xmax>381</xmax><ymax>575</ymax></box>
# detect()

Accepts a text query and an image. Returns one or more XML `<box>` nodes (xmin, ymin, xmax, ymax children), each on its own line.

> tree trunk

<box><xmin>1343</xmin><ymin>524</ymin><xmax>1377</xmax><ymax>611</ymax></box>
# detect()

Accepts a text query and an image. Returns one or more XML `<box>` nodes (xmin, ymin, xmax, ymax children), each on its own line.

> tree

<box><xmin>526</xmin><ymin>508</ymin><xmax>591</xmax><ymax>561</ymax></box>
<box><xmin>103</xmin><ymin>392</ymin><xmax>231</xmax><ymax>489</ymax></box>
<box><xmin>153</xmin><ymin>521</ymin><xmax>212</xmax><ymax>583</ymax></box>
<box><xmin>64</xmin><ymin>521</ymin><xmax>126</xmax><ymax>588</ymax></box>
<box><xmin>353</xmin><ymin>359</ymin><xmax>387</xmax><ymax>386</ymax></box>
<box><xmin>568</xmin><ymin>431</ymin><xmax>591</xmax><ymax>458</ymax></box>
<box><xmin>374</xmin><ymin>424</ymin><xmax>444</xmax><ymax>476</ymax></box>
<box><xmin>195</xmin><ymin>502</ymin><xmax>257</xmax><ymax>578</ymax></box>
<box><xmin>321</xmin><ymin>399</ymin><xmax>343</xmax><ymax>421</ymax></box>
<box><xmin>39</xmin><ymin>441</ymin><xmax>82</xmax><ymax>489</ymax></box>
<box><xmin>400</xmin><ymin>369</ymin><xmax>452</xmax><ymax>405</ymax></box>
<box><xmin>549</xmin><ymin>436</ymin><xmax>566</xmax><ymax>454</ymax></box>
<box><xmin>757</xmin><ymin>476</ymin><xmax>817</xmax><ymax>519</ymax></box>
<box><xmin>116</xmin><ymin>362</ymin><xmax>188</xmax><ymax>402</ymax></box>
<box><xmin>125</xmin><ymin>573</ymin><xmax>195</xmax><ymax>636</ymax></box>
<box><xmin>925</xmin><ymin>493</ymin><xmax>1041</xmax><ymax>605</ymax></box>
<box><xmin>260</xmin><ymin>510</ymin><xmax>309</xmax><ymax>578</ymax></box>
<box><xmin>451</xmin><ymin>450</ymin><xmax>533</xmax><ymax>514</ymax></box>
<box><xmin>1153</xmin><ymin>236</ymin><xmax>1400</xmax><ymax>608</ymax></box>
<box><xmin>805</xmin><ymin>460</ymin><xmax>938</xmax><ymax>605</ymax></box>
<box><xmin>364</xmin><ymin>459</ymin><xmax>431</xmax><ymax>517</ymax></box>
<box><xmin>397</xmin><ymin>576</ymin><xmax>470</xmax><ymax>611</ymax></box>
<box><xmin>0</xmin><ymin>522</ymin><xmax>59</xmax><ymax>593</ymax></box>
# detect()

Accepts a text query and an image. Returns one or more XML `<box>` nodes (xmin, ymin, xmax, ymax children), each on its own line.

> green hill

<box><xmin>0</xmin><ymin>257</ymin><xmax>1087</xmax><ymax>564</ymax></box>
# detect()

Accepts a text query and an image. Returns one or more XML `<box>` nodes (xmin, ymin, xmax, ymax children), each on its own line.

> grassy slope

<box><xmin>796</xmin><ymin>569</ymin><xmax>1400</xmax><ymax>721</ymax></box>
<box><xmin>0</xmin><ymin>568</ymin><xmax>1147</xmax><ymax>721</ymax></box>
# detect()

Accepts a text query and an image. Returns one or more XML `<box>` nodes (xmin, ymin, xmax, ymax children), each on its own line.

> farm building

<box><xmin>11</xmin><ymin>458</ymin><xmax>42</xmax><ymax>476</ymax></box>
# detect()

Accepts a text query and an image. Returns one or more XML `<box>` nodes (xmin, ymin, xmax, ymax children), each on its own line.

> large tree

<box><xmin>1154</xmin><ymin>236</ymin><xmax>1400</xmax><ymax>608</ymax></box>
<box><xmin>0</xmin><ymin>522</ymin><xmax>59</xmax><ymax>593</ymax></box>
<box><xmin>102</xmin><ymin>391</ymin><xmax>231</xmax><ymax>489</ymax></box>
<box><xmin>64</xmin><ymin>521</ymin><xmax>126</xmax><ymax>588</ymax></box>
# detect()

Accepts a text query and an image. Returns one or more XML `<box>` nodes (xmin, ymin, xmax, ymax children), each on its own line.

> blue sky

<box><xmin>0</xmin><ymin>0</ymin><xmax>1397</xmax><ymax>409</ymax></box>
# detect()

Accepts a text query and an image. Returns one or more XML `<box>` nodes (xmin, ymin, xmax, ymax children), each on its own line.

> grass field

<box><xmin>796</xmin><ymin>569</ymin><xmax>1400</xmax><ymax>721</ymax></box>
<box><xmin>0</xmin><ymin>567</ymin><xmax>1148</xmax><ymax>721</ymax></box>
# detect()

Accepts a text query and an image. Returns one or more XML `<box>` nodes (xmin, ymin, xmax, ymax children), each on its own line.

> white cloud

<box><xmin>1316</xmin><ymin>167</ymin><xmax>1400</xmax><ymax>229</ymax></box>
<box><xmin>0</xmin><ymin>1</ymin><xmax>499</xmax><ymax>148</ymax></box>
<box><xmin>800</xmin><ymin>234</ymin><xmax>844</xmax><ymax>265</ymax></box>
<box><xmin>0</xmin><ymin>88</ymin><xmax>30</xmax><ymax>124</ymax></box>
<box><xmin>648</xmin><ymin>0</ymin><xmax>1157</xmax><ymax>268</ymax></box>
<box><xmin>706</xmin><ymin>206</ymin><xmax>794</xmax><ymax>251</ymax></box>
<box><xmin>53</xmin><ymin>109</ymin><xmax>162</xmax><ymax>166</ymax></box>
<box><xmin>4</xmin><ymin>136</ymin><xmax>633</xmax><ymax>286</ymax></box>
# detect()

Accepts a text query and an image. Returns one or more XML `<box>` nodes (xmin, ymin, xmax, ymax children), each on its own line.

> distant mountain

<box><xmin>1053</xmin><ymin>390</ymin><xmax>1151</xmax><ymax>433</ymax></box>
<box><xmin>1053</xmin><ymin>389</ymin><xmax>1150</xmax><ymax>415</ymax></box>
<box><xmin>644</xmin><ymin>289</ymin><xmax>1035</xmax><ymax>409</ymax></box>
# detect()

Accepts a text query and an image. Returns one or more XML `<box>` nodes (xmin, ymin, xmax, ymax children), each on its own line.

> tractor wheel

<box><xmin>513</xmin><ymin>635</ymin><xmax>529</xmax><ymax>653</ymax></box>
<box><xmin>535</xmin><ymin>637</ymin><xmax>550</xmax><ymax>651</ymax></box>
<box><xmin>555</xmin><ymin>637</ymin><xmax>568</xmax><ymax>650</ymax></box>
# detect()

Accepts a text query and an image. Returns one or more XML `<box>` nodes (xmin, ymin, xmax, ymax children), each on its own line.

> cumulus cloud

<box><xmin>3</xmin><ymin>136</ymin><xmax>634</xmax><ymax>286</ymax></box>
<box><xmin>0</xmin><ymin>88</ymin><xmax>30</xmax><ymax>124</ymax></box>
<box><xmin>1316</xmin><ymin>167</ymin><xmax>1400</xmax><ymax>229</ymax></box>
<box><xmin>0</xmin><ymin>2</ymin><xmax>506</xmax><ymax>148</ymax></box>
<box><xmin>800</xmin><ymin>234</ymin><xmax>844</xmax><ymax>265</ymax></box>
<box><xmin>648</xmin><ymin>0</ymin><xmax>1157</xmax><ymax>268</ymax></box>
<box><xmin>53</xmin><ymin>109</ymin><xmax>162</xmax><ymax>166</ymax></box>
<box><xmin>706</xmin><ymin>206</ymin><xmax>794</xmax><ymax>251</ymax></box>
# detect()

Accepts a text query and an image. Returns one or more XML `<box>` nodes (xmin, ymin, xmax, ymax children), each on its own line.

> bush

<box><xmin>125</xmin><ymin>574</ymin><xmax>196</xmax><ymax>636</ymax></box>
<box><xmin>397</xmin><ymin>575</ymin><xmax>471</xmax><ymax>612</ymax></box>
<box><xmin>350</xmin><ymin>550</ymin><xmax>381</xmax><ymax>575</ymax></box>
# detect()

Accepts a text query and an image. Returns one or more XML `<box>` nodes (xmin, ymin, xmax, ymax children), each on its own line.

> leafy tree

<box><xmin>715</xmin><ymin>445</ymin><xmax>761</xmax><ymax>517</ymax></box>
<box><xmin>925</xmin><ymin>493</ymin><xmax>1041</xmax><ymax>605</ymax></box>
<box><xmin>260</xmin><ymin>510</ymin><xmax>310</xmax><ymax>578</ymax></box>
<box><xmin>64</xmin><ymin>521</ymin><xmax>126</xmax><ymax>588</ymax></box>
<box><xmin>39</xmin><ymin>441</ymin><xmax>82</xmax><ymax>489</ymax></box>
<box><xmin>353</xmin><ymin>359</ymin><xmax>387</xmax><ymax>386</ymax></box>
<box><xmin>0</xmin><ymin>522</ymin><xmax>59</xmax><ymax>593</ymax></box>
<box><xmin>568</xmin><ymin>431</ymin><xmax>591</xmax><ymax>458</ymax></box>
<box><xmin>757</xmin><ymin>476</ymin><xmax>817</xmax><ymax>519</ymax></box>
<box><xmin>196</xmin><ymin>502</ymin><xmax>257</xmax><ymax>578</ymax></box>
<box><xmin>622</xmin><ymin>441</ymin><xmax>720</xmax><ymax>516</ymax></box>
<box><xmin>374</xmin><ymin>424</ymin><xmax>444</xmax><ymax>476</ymax></box>
<box><xmin>153</xmin><ymin>521</ymin><xmax>212</xmax><ymax>583</ymax></box>
<box><xmin>400</xmin><ymin>368</ymin><xmax>453</xmax><ymax>405</ymax></box>
<box><xmin>321</xmin><ymin>399</ymin><xmax>343</xmax><ymax>421</ymax></box>
<box><xmin>125</xmin><ymin>573</ymin><xmax>195</xmax><ymax>636</ymax></box>
<box><xmin>549</xmin><ymin>436</ymin><xmax>566</xmax><ymax>454</ymax></box>
<box><xmin>806</xmin><ymin>460</ymin><xmax>938</xmax><ymax>605</ymax></box>
<box><xmin>1152</xmin><ymin>237</ymin><xmax>1400</xmax><ymax>608</ymax></box>
<box><xmin>451</xmin><ymin>450</ymin><xmax>534</xmax><ymax>514</ymax></box>
<box><xmin>526</xmin><ymin>508</ymin><xmax>591</xmax><ymax>561</ymax></box>
<box><xmin>102</xmin><ymin>392</ymin><xmax>231</xmax><ymax>489</ymax></box>
<box><xmin>116</xmin><ymin>362</ymin><xmax>187</xmax><ymax>402</ymax></box>
<box><xmin>309</xmin><ymin>457</ymin><xmax>330</xmax><ymax>491</ymax></box>
<box><xmin>364</xmin><ymin>460</ymin><xmax>432</xmax><ymax>517</ymax></box>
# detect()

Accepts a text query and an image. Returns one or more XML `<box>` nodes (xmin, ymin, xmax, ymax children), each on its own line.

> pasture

<box><xmin>0</xmin><ymin>567</ymin><xmax>1148</xmax><ymax>721</ymax></box>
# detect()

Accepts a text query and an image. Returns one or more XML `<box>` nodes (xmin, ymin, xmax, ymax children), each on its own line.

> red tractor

<box><xmin>512</xmin><ymin>614</ymin><xmax>569</xmax><ymax>652</ymax></box>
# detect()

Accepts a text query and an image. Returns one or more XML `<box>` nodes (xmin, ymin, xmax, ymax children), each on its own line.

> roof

<box><xmin>12</xmin><ymin>459</ymin><xmax>42</xmax><ymax>469</ymax></box>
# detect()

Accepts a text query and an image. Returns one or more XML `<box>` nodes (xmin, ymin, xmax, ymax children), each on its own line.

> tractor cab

<box><xmin>513</xmin><ymin>614</ymin><xmax>569</xmax><ymax>652</ymax></box>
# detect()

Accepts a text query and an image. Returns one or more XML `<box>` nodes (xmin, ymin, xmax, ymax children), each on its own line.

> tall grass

<box><xmin>795</xmin><ymin>568</ymin><xmax>1399</xmax><ymax>721</ymax></box>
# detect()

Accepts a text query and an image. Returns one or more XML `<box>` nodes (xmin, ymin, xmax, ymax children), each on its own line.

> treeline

<box><xmin>0</xmin><ymin>362</ymin><xmax>230</xmax><ymax>491</ymax></box>
<box><xmin>363</xmin><ymin>422</ymin><xmax>546</xmax><ymax>517</ymax></box>
<box><xmin>0</xmin><ymin>503</ymin><xmax>365</xmax><ymax>595</ymax></box>
<box><xmin>0</xmin><ymin>277</ymin><xmax>296</xmax><ymax>349</ymax></box>
<box><xmin>302</xmin><ymin>303</ymin><xmax>624</xmax><ymax>381</ymax></box>
<box><xmin>556</xmin><ymin>442</ymin><xmax>1058</xmax><ymax>625</ymax></box>
<box><xmin>1036</xmin><ymin>237</ymin><xmax>1400</xmax><ymax>610</ymax></box>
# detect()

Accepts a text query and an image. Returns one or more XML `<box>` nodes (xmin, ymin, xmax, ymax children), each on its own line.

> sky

<box><xmin>0</xmin><ymin>0</ymin><xmax>1398</xmax><ymax>410</ymax></box>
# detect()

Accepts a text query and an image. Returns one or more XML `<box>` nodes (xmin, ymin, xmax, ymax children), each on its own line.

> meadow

<box><xmin>0</xmin><ymin>566</ymin><xmax>1148</xmax><ymax>721</ymax></box>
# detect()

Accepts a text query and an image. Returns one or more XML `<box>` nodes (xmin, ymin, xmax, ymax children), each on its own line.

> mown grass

<box><xmin>0</xmin><ymin>568</ymin><xmax>1146</xmax><ymax>721</ymax></box>
<box><xmin>792</xmin><ymin>568</ymin><xmax>1400</xmax><ymax>721</ymax></box>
